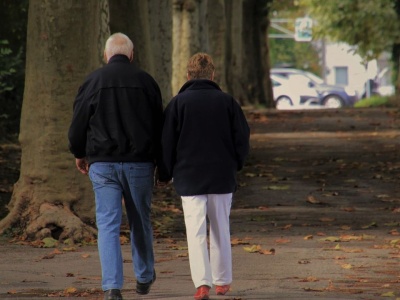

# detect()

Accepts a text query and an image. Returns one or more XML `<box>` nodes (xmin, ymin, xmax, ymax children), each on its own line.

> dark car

<box><xmin>271</xmin><ymin>68</ymin><xmax>359</xmax><ymax>108</ymax></box>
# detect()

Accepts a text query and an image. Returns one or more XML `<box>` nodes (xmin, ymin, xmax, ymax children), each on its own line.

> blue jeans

<box><xmin>89</xmin><ymin>162</ymin><xmax>155</xmax><ymax>291</ymax></box>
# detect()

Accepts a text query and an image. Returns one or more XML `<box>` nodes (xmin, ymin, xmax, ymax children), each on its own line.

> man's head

<box><xmin>104</xmin><ymin>33</ymin><xmax>134</xmax><ymax>63</ymax></box>
<box><xmin>187</xmin><ymin>53</ymin><xmax>215</xmax><ymax>80</ymax></box>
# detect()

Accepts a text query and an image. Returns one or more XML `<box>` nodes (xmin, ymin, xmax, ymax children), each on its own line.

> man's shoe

<box><xmin>104</xmin><ymin>289</ymin><xmax>123</xmax><ymax>300</ymax></box>
<box><xmin>215</xmin><ymin>284</ymin><xmax>230</xmax><ymax>295</ymax></box>
<box><xmin>136</xmin><ymin>270</ymin><xmax>156</xmax><ymax>295</ymax></box>
<box><xmin>194</xmin><ymin>285</ymin><xmax>210</xmax><ymax>300</ymax></box>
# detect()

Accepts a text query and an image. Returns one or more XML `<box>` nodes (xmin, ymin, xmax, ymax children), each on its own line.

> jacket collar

<box><xmin>178</xmin><ymin>79</ymin><xmax>222</xmax><ymax>94</ymax></box>
<box><xmin>108</xmin><ymin>54</ymin><xmax>131</xmax><ymax>64</ymax></box>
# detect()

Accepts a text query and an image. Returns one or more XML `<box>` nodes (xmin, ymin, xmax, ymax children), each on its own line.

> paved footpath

<box><xmin>1</xmin><ymin>108</ymin><xmax>400</xmax><ymax>300</ymax></box>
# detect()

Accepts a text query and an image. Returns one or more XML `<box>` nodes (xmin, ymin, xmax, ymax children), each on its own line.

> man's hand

<box><xmin>156</xmin><ymin>179</ymin><xmax>172</xmax><ymax>187</ymax></box>
<box><xmin>75</xmin><ymin>158</ymin><xmax>89</xmax><ymax>175</ymax></box>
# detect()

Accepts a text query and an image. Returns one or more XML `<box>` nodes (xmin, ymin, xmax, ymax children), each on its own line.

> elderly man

<box><xmin>68</xmin><ymin>33</ymin><xmax>162</xmax><ymax>300</ymax></box>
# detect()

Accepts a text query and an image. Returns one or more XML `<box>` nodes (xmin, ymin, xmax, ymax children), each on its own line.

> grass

<box><xmin>354</xmin><ymin>95</ymin><xmax>395</xmax><ymax>108</ymax></box>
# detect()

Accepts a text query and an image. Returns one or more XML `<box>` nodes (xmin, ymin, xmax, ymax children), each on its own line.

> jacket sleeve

<box><xmin>68</xmin><ymin>84</ymin><xmax>91</xmax><ymax>159</ymax></box>
<box><xmin>232</xmin><ymin>100</ymin><xmax>250</xmax><ymax>171</ymax></box>
<box><xmin>152</xmin><ymin>82</ymin><xmax>167</xmax><ymax>176</ymax></box>
<box><xmin>159</xmin><ymin>99</ymin><xmax>178</xmax><ymax>182</ymax></box>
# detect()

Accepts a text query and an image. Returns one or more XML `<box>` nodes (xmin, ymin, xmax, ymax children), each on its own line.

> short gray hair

<box><xmin>104</xmin><ymin>33</ymin><xmax>134</xmax><ymax>60</ymax></box>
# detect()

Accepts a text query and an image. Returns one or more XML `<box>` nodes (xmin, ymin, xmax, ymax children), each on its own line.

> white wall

<box><xmin>324</xmin><ymin>42</ymin><xmax>378</xmax><ymax>96</ymax></box>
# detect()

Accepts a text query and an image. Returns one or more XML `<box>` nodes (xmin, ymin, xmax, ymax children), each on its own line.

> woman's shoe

<box><xmin>215</xmin><ymin>284</ymin><xmax>230</xmax><ymax>295</ymax></box>
<box><xmin>194</xmin><ymin>285</ymin><xmax>210</xmax><ymax>300</ymax></box>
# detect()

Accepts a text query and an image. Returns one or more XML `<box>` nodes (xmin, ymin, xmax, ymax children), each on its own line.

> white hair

<box><xmin>104</xmin><ymin>32</ymin><xmax>134</xmax><ymax>61</ymax></box>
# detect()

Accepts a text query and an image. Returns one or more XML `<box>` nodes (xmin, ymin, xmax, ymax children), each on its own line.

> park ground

<box><xmin>0</xmin><ymin>107</ymin><xmax>399</xmax><ymax>299</ymax></box>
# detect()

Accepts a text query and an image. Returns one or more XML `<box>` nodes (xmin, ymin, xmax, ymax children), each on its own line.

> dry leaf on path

<box><xmin>307</xmin><ymin>195</ymin><xmax>321</xmax><ymax>204</ymax></box>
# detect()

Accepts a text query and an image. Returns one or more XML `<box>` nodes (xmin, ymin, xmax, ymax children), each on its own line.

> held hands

<box><xmin>156</xmin><ymin>179</ymin><xmax>171</xmax><ymax>187</ymax></box>
<box><xmin>75</xmin><ymin>158</ymin><xmax>89</xmax><ymax>175</ymax></box>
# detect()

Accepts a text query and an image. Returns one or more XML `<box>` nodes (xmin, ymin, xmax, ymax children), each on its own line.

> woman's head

<box><xmin>187</xmin><ymin>53</ymin><xmax>215</xmax><ymax>80</ymax></box>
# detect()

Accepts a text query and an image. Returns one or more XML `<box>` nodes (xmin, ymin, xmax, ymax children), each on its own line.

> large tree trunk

<box><xmin>224</xmin><ymin>0</ymin><xmax>247</xmax><ymax>103</ymax></box>
<box><xmin>0</xmin><ymin>0</ymin><xmax>109</xmax><ymax>242</ymax></box>
<box><xmin>172</xmin><ymin>0</ymin><xmax>202</xmax><ymax>95</ymax></box>
<box><xmin>109</xmin><ymin>0</ymin><xmax>173</xmax><ymax>102</ymax></box>
<box><xmin>241</xmin><ymin>0</ymin><xmax>273</xmax><ymax>106</ymax></box>
<box><xmin>206</xmin><ymin>0</ymin><xmax>228</xmax><ymax>91</ymax></box>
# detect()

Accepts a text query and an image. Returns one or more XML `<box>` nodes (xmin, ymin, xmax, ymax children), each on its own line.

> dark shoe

<box><xmin>104</xmin><ymin>289</ymin><xmax>123</xmax><ymax>300</ymax></box>
<box><xmin>194</xmin><ymin>285</ymin><xmax>210</xmax><ymax>300</ymax></box>
<box><xmin>136</xmin><ymin>270</ymin><xmax>156</xmax><ymax>295</ymax></box>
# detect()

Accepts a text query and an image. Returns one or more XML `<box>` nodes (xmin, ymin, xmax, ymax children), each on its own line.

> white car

<box><xmin>271</xmin><ymin>74</ymin><xmax>321</xmax><ymax>110</ymax></box>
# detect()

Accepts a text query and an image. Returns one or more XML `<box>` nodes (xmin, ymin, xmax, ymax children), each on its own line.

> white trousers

<box><xmin>181</xmin><ymin>193</ymin><xmax>233</xmax><ymax>288</ymax></box>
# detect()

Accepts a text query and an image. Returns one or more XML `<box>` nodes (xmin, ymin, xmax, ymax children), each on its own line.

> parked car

<box><xmin>271</xmin><ymin>74</ymin><xmax>321</xmax><ymax>110</ymax></box>
<box><xmin>271</xmin><ymin>68</ymin><xmax>359</xmax><ymax>108</ymax></box>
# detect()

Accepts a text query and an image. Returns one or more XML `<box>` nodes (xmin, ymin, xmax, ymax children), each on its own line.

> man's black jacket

<box><xmin>68</xmin><ymin>55</ymin><xmax>163</xmax><ymax>165</ymax></box>
<box><xmin>161</xmin><ymin>79</ymin><xmax>250</xmax><ymax>196</ymax></box>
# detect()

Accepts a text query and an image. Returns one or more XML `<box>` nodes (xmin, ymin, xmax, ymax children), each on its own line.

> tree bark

<box><xmin>240</xmin><ymin>0</ymin><xmax>273</xmax><ymax>106</ymax></box>
<box><xmin>109</xmin><ymin>0</ymin><xmax>173</xmax><ymax>102</ymax></box>
<box><xmin>172</xmin><ymin>0</ymin><xmax>201</xmax><ymax>95</ymax></box>
<box><xmin>0</xmin><ymin>0</ymin><xmax>109</xmax><ymax>242</ymax></box>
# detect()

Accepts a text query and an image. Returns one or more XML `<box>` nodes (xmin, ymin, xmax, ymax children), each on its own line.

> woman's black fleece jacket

<box><xmin>161</xmin><ymin>79</ymin><xmax>250</xmax><ymax>196</ymax></box>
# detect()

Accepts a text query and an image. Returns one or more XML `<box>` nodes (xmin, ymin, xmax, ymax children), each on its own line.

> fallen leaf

<box><xmin>381</xmin><ymin>291</ymin><xmax>396</xmax><ymax>297</ymax></box>
<box><xmin>299</xmin><ymin>276</ymin><xmax>319</xmax><ymax>282</ymax></box>
<box><xmin>385</xmin><ymin>222</ymin><xmax>400</xmax><ymax>227</ymax></box>
<box><xmin>62</xmin><ymin>247</ymin><xmax>76</xmax><ymax>252</ymax></box>
<box><xmin>258</xmin><ymin>206</ymin><xmax>270</xmax><ymax>211</ymax></box>
<box><xmin>304</xmin><ymin>235</ymin><xmax>313</xmax><ymax>240</ymax></box>
<box><xmin>303</xmin><ymin>287</ymin><xmax>324</xmax><ymax>292</ymax></box>
<box><xmin>260</xmin><ymin>248</ymin><xmax>275</xmax><ymax>255</ymax></box>
<box><xmin>267</xmin><ymin>185</ymin><xmax>290</xmax><ymax>190</ymax></box>
<box><xmin>231</xmin><ymin>238</ymin><xmax>250</xmax><ymax>246</ymax></box>
<box><xmin>340</xmin><ymin>235</ymin><xmax>361</xmax><ymax>241</ymax></box>
<box><xmin>361</xmin><ymin>222</ymin><xmax>377</xmax><ymax>229</ymax></box>
<box><xmin>42</xmin><ymin>237</ymin><xmax>58</xmax><ymax>248</ymax></box>
<box><xmin>319</xmin><ymin>236</ymin><xmax>340</xmax><ymax>242</ymax></box>
<box><xmin>341</xmin><ymin>207</ymin><xmax>356</xmax><ymax>212</ymax></box>
<box><xmin>243</xmin><ymin>245</ymin><xmax>261</xmax><ymax>253</ymax></box>
<box><xmin>361</xmin><ymin>234</ymin><xmax>376</xmax><ymax>240</ymax></box>
<box><xmin>298</xmin><ymin>259</ymin><xmax>310</xmax><ymax>264</ymax></box>
<box><xmin>307</xmin><ymin>195</ymin><xmax>321</xmax><ymax>204</ymax></box>
<box><xmin>343</xmin><ymin>248</ymin><xmax>363</xmax><ymax>253</ymax></box>
<box><xmin>340</xmin><ymin>263</ymin><xmax>353</xmax><ymax>269</ymax></box>
<box><xmin>245</xmin><ymin>173</ymin><xmax>257</xmax><ymax>178</ymax></box>
<box><xmin>275</xmin><ymin>238</ymin><xmax>290</xmax><ymax>244</ymax></box>
<box><xmin>64</xmin><ymin>287</ymin><xmax>77</xmax><ymax>294</ymax></box>
<box><xmin>319</xmin><ymin>217</ymin><xmax>335</xmax><ymax>222</ymax></box>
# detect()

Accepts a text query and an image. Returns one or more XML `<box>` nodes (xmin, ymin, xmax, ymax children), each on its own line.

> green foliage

<box><xmin>0</xmin><ymin>0</ymin><xmax>28</xmax><ymax>141</ymax></box>
<box><xmin>301</xmin><ymin>0</ymin><xmax>400</xmax><ymax>61</ymax></box>
<box><xmin>269</xmin><ymin>0</ymin><xmax>321</xmax><ymax>74</ymax></box>
<box><xmin>269</xmin><ymin>37</ymin><xmax>321</xmax><ymax>74</ymax></box>
<box><xmin>354</xmin><ymin>96</ymin><xmax>390</xmax><ymax>108</ymax></box>
<box><xmin>0</xmin><ymin>40</ymin><xmax>20</xmax><ymax>94</ymax></box>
